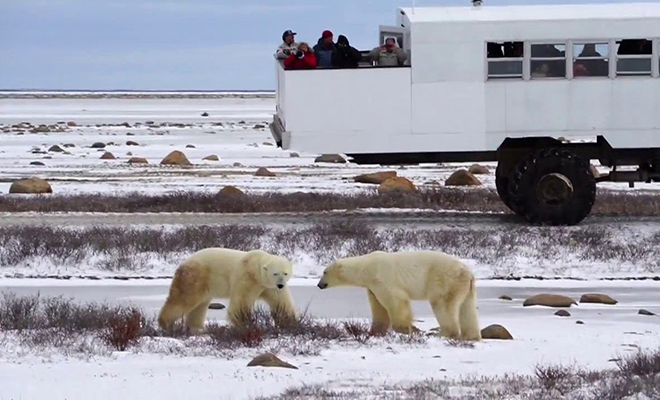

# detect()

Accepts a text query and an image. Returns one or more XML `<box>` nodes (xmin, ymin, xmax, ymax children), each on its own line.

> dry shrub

<box><xmin>342</xmin><ymin>320</ymin><xmax>373</xmax><ymax>344</ymax></box>
<box><xmin>0</xmin><ymin>293</ymin><xmax>40</xmax><ymax>331</ymax></box>
<box><xmin>99</xmin><ymin>308</ymin><xmax>147</xmax><ymax>351</ymax></box>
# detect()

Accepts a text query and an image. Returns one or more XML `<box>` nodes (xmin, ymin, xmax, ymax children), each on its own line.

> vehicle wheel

<box><xmin>508</xmin><ymin>148</ymin><xmax>596</xmax><ymax>225</ymax></box>
<box><xmin>495</xmin><ymin>164</ymin><xmax>520</xmax><ymax>214</ymax></box>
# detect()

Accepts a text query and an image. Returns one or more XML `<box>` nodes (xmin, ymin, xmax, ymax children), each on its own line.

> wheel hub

<box><xmin>536</xmin><ymin>173</ymin><xmax>573</xmax><ymax>205</ymax></box>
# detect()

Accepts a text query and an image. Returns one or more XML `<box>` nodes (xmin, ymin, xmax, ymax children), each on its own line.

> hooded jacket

<box><xmin>331</xmin><ymin>35</ymin><xmax>362</xmax><ymax>68</ymax></box>
<box><xmin>313</xmin><ymin>38</ymin><xmax>336</xmax><ymax>68</ymax></box>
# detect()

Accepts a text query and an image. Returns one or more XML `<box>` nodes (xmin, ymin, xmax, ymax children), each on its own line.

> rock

<box><xmin>289</xmin><ymin>152</ymin><xmax>300</xmax><ymax>158</ymax></box>
<box><xmin>247</xmin><ymin>353</ymin><xmax>297</xmax><ymax>369</ymax></box>
<box><xmin>30</xmin><ymin>161</ymin><xmax>45</xmax><ymax>166</ymax></box>
<box><xmin>480</xmin><ymin>324</ymin><xmax>513</xmax><ymax>340</ymax></box>
<box><xmin>121</xmin><ymin>122</ymin><xmax>131</xmax><ymax>128</ymax></box>
<box><xmin>208</xmin><ymin>303</ymin><xmax>226</xmax><ymax>310</ymax></box>
<box><xmin>499</xmin><ymin>295</ymin><xmax>512</xmax><ymax>301</ymax></box>
<box><xmin>589</xmin><ymin>164</ymin><xmax>600</xmax><ymax>178</ymax></box>
<box><xmin>48</xmin><ymin>145</ymin><xmax>64</xmax><ymax>153</ymax></box>
<box><xmin>127</xmin><ymin>157</ymin><xmax>148</xmax><ymax>164</ymax></box>
<box><xmin>314</xmin><ymin>154</ymin><xmax>346</xmax><ymax>164</ymax></box>
<box><xmin>201</xmin><ymin>112</ymin><xmax>209</xmax><ymax>117</ymax></box>
<box><xmin>160</xmin><ymin>150</ymin><xmax>192</xmax><ymax>166</ymax></box>
<box><xmin>126</xmin><ymin>152</ymin><xmax>133</xmax><ymax>156</ymax></box>
<box><xmin>126</xmin><ymin>141</ymin><xmax>139</xmax><ymax>146</ymax></box>
<box><xmin>126</xmin><ymin>132</ymin><xmax>135</xmax><ymax>136</ymax></box>
<box><xmin>9</xmin><ymin>178</ymin><xmax>52</xmax><ymax>194</ymax></box>
<box><xmin>638</xmin><ymin>309</ymin><xmax>656</xmax><ymax>316</ymax></box>
<box><xmin>106</xmin><ymin>142</ymin><xmax>115</xmax><ymax>146</ymax></box>
<box><xmin>63</xmin><ymin>143</ymin><xmax>75</xmax><ymax>148</ymax></box>
<box><xmin>254</xmin><ymin>124</ymin><xmax>266</xmax><ymax>129</ymax></box>
<box><xmin>233</xmin><ymin>162</ymin><xmax>244</xmax><ymax>167</ymax></box>
<box><xmin>91</xmin><ymin>142</ymin><xmax>106</xmax><ymax>149</ymax></box>
<box><xmin>186</xmin><ymin>144</ymin><xmax>196</xmax><ymax>149</ymax></box>
<box><xmin>576</xmin><ymin>320</ymin><xmax>585</xmax><ymax>325</ymax></box>
<box><xmin>555</xmin><ymin>310</ymin><xmax>571</xmax><ymax>317</ymax></box>
<box><xmin>523</xmin><ymin>294</ymin><xmax>577</xmax><ymax>308</ymax></box>
<box><xmin>203</xmin><ymin>155</ymin><xmax>219</xmax><ymax>161</ymax></box>
<box><xmin>218</xmin><ymin>186</ymin><xmax>244</xmax><ymax>196</ymax></box>
<box><xmin>580</xmin><ymin>293</ymin><xmax>618</xmax><ymax>305</ymax></box>
<box><xmin>377</xmin><ymin>177</ymin><xmax>416</xmax><ymax>195</ymax></box>
<box><xmin>445</xmin><ymin>169</ymin><xmax>482</xmax><ymax>186</ymax></box>
<box><xmin>262</xmin><ymin>142</ymin><xmax>273</xmax><ymax>146</ymax></box>
<box><xmin>468</xmin><ymin>164</ymin><xmax>489</xmax><ymax>175</ymax></box>
<box><xmin>100</xmin><ymin>152</ymin><xmax>116</xmax><ymax>160</ymax></box>
<box><xmin>354</xmin><ymin>171</ymin><xmax>397</xmax><ymax>185</ymax></box>
<box><xmin>255</xmin><ymin>167</ymin><xmax>276</xmax><ymax>177</ymax></box>
<box><xmin>425</xmin><ymin>180</ymin><xmax>441</xmax><ymax>186</ymax></box>
<box><xmin>34</xmin><ymin>125</ymin><xmax>50</xmax><ymax>133</ymax></box>
<box><xmin>67</xmin><ymin>121</ymin><xmax>77</xmax><ymax>127</ymax></box>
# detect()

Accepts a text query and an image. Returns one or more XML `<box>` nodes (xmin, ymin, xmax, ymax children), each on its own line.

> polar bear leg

<box><xmin>372</xmin><ymin>288</ymin><xmax>415</xmax><ymax>334</ymax></box>
<box><xmin>458</xmin><ymin>280</ymin><xmax>481</xmax><ymax>341</ymax></box>
<box><xmin>227</xmin><ymin>283</ymin><xmax>262</xmax><ymax>326</ymax></box>
<box><xmin>430</xmin><ymin>295</ymin><xmax>462</xmax><ymax>339</ymax></box>
<box><xmin>367</xmin><ymin>289</ymin><xmax>390</xmax><ymax>335</ymax></box>
<box><xmin>185</xmin><ymin>298</ymin><xmax>212</xmax><ymax>333</ymax></box>
<box><xmin>260</xmin><ymin>287</ymin><xmax>298</xmax><ymax>322</ymax></box>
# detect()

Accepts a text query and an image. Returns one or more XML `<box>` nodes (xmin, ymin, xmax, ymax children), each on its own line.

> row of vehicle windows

<box><xmin>486</xmin><ymin>39</ymin><xmax>656</xmax><ymax>80</ymax></box>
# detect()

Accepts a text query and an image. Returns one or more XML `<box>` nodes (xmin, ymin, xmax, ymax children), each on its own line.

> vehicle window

<box><xmin>616</xmin><ymin>39</ymin><xmax>652</xmax><ymax>76</ymax></box>
<box><xmin>531</xmin><ymin>43</ymin><xmax>566</xmax><ymax>79</ymax></box>
<box><xmin>487</xmin><ymin>41</ymin><xmax>523</xmax><ymax>80</ymax></box>
<box><xmin>573</xmin><ymin>43</ymin><xmax>609</xmax><ymax>78</ymax></box>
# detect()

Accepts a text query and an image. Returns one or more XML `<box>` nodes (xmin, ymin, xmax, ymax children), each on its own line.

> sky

<box><xmin>0</xmin><ymin>0</ymin><xmax>656</xmax><ymax>91</ymax></box>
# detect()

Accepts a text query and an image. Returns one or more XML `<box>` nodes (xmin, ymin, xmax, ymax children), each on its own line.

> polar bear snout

<box><xmin>317</xmin><ymin>280</ymin><xmax>328</xmax><ymax>289</ymax></box>
<box><xmin>277</xmin><ymin>283</ymin><xmax>284</xmax><ymax>289</ymax></box>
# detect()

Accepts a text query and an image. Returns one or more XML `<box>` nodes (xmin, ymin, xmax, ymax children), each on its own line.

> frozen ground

<box><xmin>0</xmin><ymin>94</ymin><xmax>653</xmax><ymax>196</ymax></box>
<box><xmin>0</xmin><ymin>280</ymin><xmax>659</xmax><ymax>399</ymax></box>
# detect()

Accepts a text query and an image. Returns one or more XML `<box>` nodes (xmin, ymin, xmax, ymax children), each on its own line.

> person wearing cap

<box><xmin>313</xmin><ymin>30</ymin><xmax>336</xmax><ymax>68</ymax></box>
<box><xmin>275</xmin><ymin>30</ymin><xmax>299</xmax><ymax>60</ymax></box>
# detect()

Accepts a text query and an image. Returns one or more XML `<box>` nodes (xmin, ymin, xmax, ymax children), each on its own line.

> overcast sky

<box><xmin>0</xmin><ymin>0</ymin><xmax>654</xmax><ymax>91</ymax></box>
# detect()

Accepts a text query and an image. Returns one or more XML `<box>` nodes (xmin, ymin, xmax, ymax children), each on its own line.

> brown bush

<box><xmin>99</xmin><ymin>308</ymin><xmax>146</xmax><ymax>351</ymax></box>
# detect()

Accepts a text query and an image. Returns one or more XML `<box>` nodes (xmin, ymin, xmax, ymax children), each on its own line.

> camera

<box><xmin>295</xmin><ymin>50</ymin><xmax>304</xmax><ymax>58</ymax></box>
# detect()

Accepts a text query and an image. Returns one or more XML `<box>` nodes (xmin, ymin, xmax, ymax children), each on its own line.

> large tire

<box><xmin>495</xmin><ymin>164</ymin><xmax>519</xmax><ymax>214</ymax></box>
<box><xmin>508</xmin><ymin>148</ymin><xmax>596</xmax><ymax>225</ymax></box>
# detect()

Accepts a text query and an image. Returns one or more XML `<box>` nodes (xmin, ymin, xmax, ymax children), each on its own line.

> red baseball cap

<box><xmin>322</xmin><ymin>30</ymin><xmax>333</xmax><ymax>39</ymax></box>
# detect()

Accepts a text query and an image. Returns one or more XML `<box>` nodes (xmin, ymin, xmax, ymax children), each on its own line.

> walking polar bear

<box><xmin>158</xmin><ymin>248</ymin><xmax>297</xmax><ymax>333</ymax></box>
<box><xmin>317</xmin><ymin>250</ymin><xmax>481</xmax><ymax>341</ymax></box>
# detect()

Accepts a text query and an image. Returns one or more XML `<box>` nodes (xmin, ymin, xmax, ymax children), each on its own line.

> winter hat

<box><xmin>337</xmin><ymin>35</ymin><xmax>349</xmax><ymax>45</ymax></box>
<box><xmin>322</xmin><ymin>30</ymin><xmax>333</xmax><ymax>39</ymax></box>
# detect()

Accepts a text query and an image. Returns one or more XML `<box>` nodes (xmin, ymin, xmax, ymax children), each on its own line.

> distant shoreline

<box><xmin>0</xmin><ymin>90</ymin><xmax>276</xmax><ymax>99</ymax></box>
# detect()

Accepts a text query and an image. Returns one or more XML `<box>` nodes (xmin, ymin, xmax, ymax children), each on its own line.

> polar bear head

<box><xmin>316</xmin><ymin>261</ymin><xmax>346</xmax><ymax>289</ymax></box>
<box><xmin>260</xmin><ymin>256</ymin><xmax>293</xmax><ymax>290</ymax></box>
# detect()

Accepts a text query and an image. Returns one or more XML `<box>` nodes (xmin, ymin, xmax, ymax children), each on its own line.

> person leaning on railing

<box><xmin>368</xmin><ymin>37</ymin><xmax>407</xmax><ymax>67</ymax></box>
<box><xmin>283</xmin><ymin>42</ymin><xmax>317</xmax><ymax>70</ymax></box>
<box><xmin>275</xmin><ymin>29</ymin><xmax>299</xmax><ymax>60</ymax></box>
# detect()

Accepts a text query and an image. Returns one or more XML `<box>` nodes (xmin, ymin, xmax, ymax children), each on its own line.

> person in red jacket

<box><xmin>284</xmin><ymin>42</ymin><xmax>317</xmax><ymax>70</ymax></box>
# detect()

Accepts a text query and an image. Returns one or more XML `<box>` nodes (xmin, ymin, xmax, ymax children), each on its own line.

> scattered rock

<box><xmin>254</xmin><ymin>124</ymin><xmax>266</xmax><ymax>129</ymax></box>
<box><xmin>208</xmin><ymin>303</ymin><xmax>226</xmax><ymax>310</ymax></box>
<box><xmin>201</xmin><ymin>112</ymin><xmax>209</xmax><ymax>117</ymax></box>
<box><xmin>445</xmin><ymin>169</ymin><xmax>482</xmax><ymax>186</ymax></box>
<box><xmin>289</xmin><ymin>152</ymin><xmax>300</xmax><ymax>158</ymax></box>
<box><xmin>186</xmin><ymin>144</ymin><xmax>196</xmax><ymax>149</ymax></box>
<box><xmin>48</xmin><ymin>145</ymin><xmax>64</xmax><ymax>153</ymax></box>
<box><xmin>255</xmin><ymin>167</ymin><xmax>276</xmax><ymax>177</ymax></box>
<box><xmin>9</xmin><ymin>178</ymin><xmax>52</xmax><ymax>194</ymax></box>
<box><xmin>100</xmin><ymin>152</ymin><xmax>116</xmax><ymax>160</ymax></box>
<box><xmin>106</xmin><ymin>142</ymin><xmax>115</xmax><ymax>146</ymax></box>
<box><xmin>126</xmin><ymin>141</ymin><xmax>139</xmax><ymax>146</ymax></box>
<box><xmin>498</xmin><ymin>295</ymin><xmax>512</xmax><ymax>301</ymax></box>
<box><xmin>576</xmin><ymin>320</ymin><xmax>585</xmax><ymax>325</ymax></box>
<box><xmin>67</xmin><ymin>121</ymin><xmax>77</xmax><ymax>127</ymax></box>
<box><xmin>120</xmin><ymin>122</ymin><xmax>131</xmax><ymax>128</ymax></box>
<box><xmin>218</xmin><ymin>186</ymin><xmax>244</xmax><ymax>196</ymax></box>
<box><xmin>247</xmin><ymin>353</ymin><xmax>297</xmax><ymax>369</ymax></box>
<box><xmin>480</xmin><ymin>324</ymin><xmax>513</xmax><ymax>340</ymax></box>
<box><xmin>233</xmin><ymin>162</ymin><xmax>244</xmax><ymax>167</ymax></box>
<box><xmin>523</xmin><ymin>294</ymin><xmax>577</xmax><ymax>308</ymax></box>
<box><xmin>126</xmin><ymin>152</ymin><xmax>133</xmax><ymax>156</ymax></box>
<box><xmin>377</xmin><ymin>177</ymin><xmax>416</xmax><ymax>195</ymax></box>
<box><xmin>34</xmin><ymin>125</ymin><xmax>50</xmax><ymax>133</ymax></box>
<box><xmin>160</xmin><ymin>150</ymin><xmax>192</xmax><ymax>166</ymax></box>
<box><xmin>589</xmin><ymin>164</ymin><xmax>600</xmax><ymax>178</ymax></box>
<box><xmin>63</xmin><ymin>143</ymin><xmax>75</xmax><ymax>148</ymax></box>
<box><xmin>354</xmin><ymin>171</ymin><xmax>397</xmax><ymax>185</ymax></box>
<box><xmin>29</xmin><ymin>161</ymin><xmax>45</xmax><ymax>166</ymax></box>
<box><xmin>580</xmin><ymin>294</ymin><xmax>618</xmax><ymax>305</ymax></box>
<box><xmin>128</xmin><ymin>157</ymin><xmax>149</xmax><ymax>164</ymax></box>
<box><xmin>203</xmin><ymin>155</ymin><xmax>219</xmax><ymax>161</ymax></box>
<box><xmin>638</xmin><ymin>309</ymin><xmax>656</xmax><ymax>316</ymax></box>
<box><xmin>262</xmin><ymin>142</ymin><xmax>274</xmax><ymax>146</ymax></box>
<box><xmin>126</xmin><ymin>132</ymin><xmax>135</xmax><ymax>136</ymax></box>
<box><xmin>555</xmin><ymin>310</ymin><xmax>571</xmax><ymax>317</ymax></box>
<box><xmin>468</xmin><ymin>164</ymin><xmax>489</xmax><ymax>175</ymax></box>
<box><xmin>91</xmin><ymin>142</ymin><xmax>106</xmax><ymax>149</ymax></box>
<box><xmin>314</xmin><ymin>154</ymin><xmax>346</xmax><ymax>164</ymax></box>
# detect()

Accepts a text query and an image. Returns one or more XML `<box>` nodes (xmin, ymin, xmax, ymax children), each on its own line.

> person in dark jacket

<box><xmin>331</xmin><ymin>35</ymin><xmax>362</xmax><ymax>68</ymax></box>
<box><xmin>313</xmin><ymin>30</ymin><xmax>336</xmax><ymax>68</ymax></box>
<box><xmin>283</xmin><ymin>42</ymin><xmax>317</xmax><ymax>70</ymax></box>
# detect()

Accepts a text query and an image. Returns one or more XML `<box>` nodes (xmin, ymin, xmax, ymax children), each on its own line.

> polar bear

<box><xmin>317</xmin><ymin>250</ymin><xmax>481</xmax><ymax>340</ymax></box>
<box><xmin>158</xmin><ymin>248</ymin><xmax>297</xmax><ymax>333</ymax></box>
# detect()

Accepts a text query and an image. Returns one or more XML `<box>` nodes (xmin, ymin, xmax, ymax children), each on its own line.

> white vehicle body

<box><xmin>272</xmin><ymin>2</ymin><xmax>660</xmax><ymax>158</ymax></box>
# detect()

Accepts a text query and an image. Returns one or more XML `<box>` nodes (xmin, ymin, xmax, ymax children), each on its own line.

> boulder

<box><xmin>128</xmin><ymin>157</ymin><xmax>148</xmax><ymax>164</ymax></box>
<box><xmin>63</xmin><ymin>143</ymin><xmax>75</xmax><ymax>148</ymax></box>
<box><xmin>445</xmin><ymin>169</ymin><xmax>482</xmax><ymax>186</ymax></box>
<box><xmin>201</xmin><ymin>112</ymin><xmax>209</xmax><ymax>117</ymax></box>
<box><xmin>126</xmin><ymin>141</ymin><xmax>139</xmax><ymax>146</ymax></box>
<box><xmin>247</xmin><ymin>353</ymin><xmax>297</xmax><ymax>369</ymax></box>
<box><xmin>499</xmin><ymin>295</ymin><xmax>513</xmax><ymax>301</ymax></box>
<box><xmin>9</xmin><ymin>178</ymin><xmax>52</xmax><ymax>194</ymax></box>
<box><xmin>354</xmin><ymin>171</ymin><xmax>397</xmax><ymax>185</ymax></box>
<box><xmin>91</xmin><ymin>142</ymin><xmax>106</xmax><ymax>149</ymax></box>
<box><xmin>523</xmin><ymin>294</ymin><xmax>577</xmax><ymax>308</ymax></box>
<box><xmin>480</xmin><ymin>324</ymin><xmax>513</xmax><ymax>340</ymax></box>
<box><xmin>34</xmin><ymin>125</ymin><xmax>50</xmax><ymax>133</ymax></box>
<box><xmin>289</xmin><ymin>152</ymin><xmax>300</xmax><ymax>158</ymax></box>
<box><xmin>208</xmin><ymin>303</ymin><xmax>226</xmax><ymax>310</ymax></box>
<box><xmin>186</xmin><ymin>144</ymin><xmax>196</xmax><ymax>149</ymax></box>
<box><xmin>67</xmin><ymin>121</ymin><xmax>77</xmax><ymax>127</ymax></box>
<box><xmin>100</xmin><ymin>152</ymin><xmax>116</xmax><ymax>160</ymax></box>
<box><xmin>233</xmin><ymin>162</ymin><xmax>244</xmax><ymax>167</ymax></box>
<box><xmin>218</xmin><ymin>186</ymin><xmax>244</xmax><ymax>196</ymax></box>
<box><xmin>377</xmin><ymin>177</ymin><xmax>416</xmax><ymax>195</ymax></box>
<box><xmin>576</xmin><ymin>320</ymin><xmax>585</xmax><ymax>325</ymax></box>
<box><xmin>30</xmin><ymin>161</ymin><xmax>45</xmax><ymax>166</ymax></box>
<box><xmin>254</xmin><ymin>124</ymin><xmax>266</xmax><ymax>129</ymax></box>
<box><xmin>262</xmin><ymin>142</ymin><xmax>274</xmax><ymax>146</ymax></box>
<box><xmin>160</xmin><ymin>151</ymin><xmax>192</xmax><ymax>166</ymax></box>
<box><xmin>580</xmin><ymin>293</ymin><xmax>618</xmax><ymax>305</ymax></box>
<box><xmin>203</xmin><ymin>155</ymin><xmax>219</xmax><ymax>161</ymax></box>
<box><xmin>314</xmin><ymin>154</ymin><xmax>346</xmax><ymax>164</ymax></box>
<box><xmin>638</xmin><ymin>309</ymin><xmax>656</xmax><ymax>316</ymax></box>
<box><xmin>555</xmin><ymin>310</ymin><xmax>571</xmax><ymax>317</ymax></box>
<box><xmin>255</xmin><ymin>167</ymin><xmax>276</xmax><ymax>177</ymax></box>
<box><xmin>48</xmin><ymin>145</ymin><xmax>64</xmax><ymax>153</ymax></box>
<box><xmin>468</xmin><ymin>164</ymin><xmax>489</xmax><ymax>175</ymax></box>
